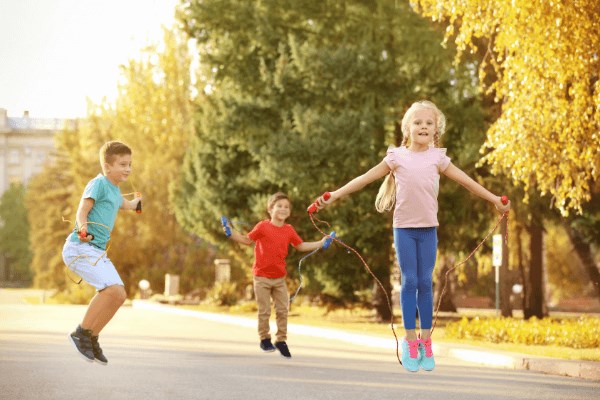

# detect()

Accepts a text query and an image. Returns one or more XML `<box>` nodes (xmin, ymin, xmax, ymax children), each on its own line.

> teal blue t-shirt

<box><xmin>68</xmin><ymin>174</ymin><xmax>123</xmax><ymax>250</ymax></box>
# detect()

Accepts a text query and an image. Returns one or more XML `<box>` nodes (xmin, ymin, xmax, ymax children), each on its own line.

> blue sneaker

<box><xmin>401</xmin><ymin>338</ymin><xmax>420</xmax><ymax>372</ymax></box>
<box><xmin>418</xmin><ymin>337</ymin><xmax>435</xmax><ymax>371</ymax></box>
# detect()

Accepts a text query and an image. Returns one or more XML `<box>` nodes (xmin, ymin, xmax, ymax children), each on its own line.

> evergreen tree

<box><xmin>176</xmin><ymin>0</ymin><xmax>491</xmax><ymax>317</ymax></box>
<box><xmin>0</xmin><ymin>183</ymin><xmax>32</xmax><ymax>283</ymax></box>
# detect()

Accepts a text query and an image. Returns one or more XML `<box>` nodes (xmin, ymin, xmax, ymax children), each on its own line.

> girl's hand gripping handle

<box><xmin>307</xmin><ymin>192</ymin><xmax>331</xmax><ymax>214</ymax></box>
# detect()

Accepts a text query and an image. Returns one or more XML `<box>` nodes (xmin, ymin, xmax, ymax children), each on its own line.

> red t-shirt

<box><xmin>247</xmin><ymin>220</ymin><xmax>303</xmax><ymax>278</ymax></box>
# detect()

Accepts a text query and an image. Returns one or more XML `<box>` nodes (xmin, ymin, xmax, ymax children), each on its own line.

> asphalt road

<box><xmin>1</xmin><ymin>301</ymin><xmax>598</xmax><ymax>400</ymax></box>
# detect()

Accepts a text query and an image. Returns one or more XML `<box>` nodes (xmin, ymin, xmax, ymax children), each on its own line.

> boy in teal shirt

<box><xmin>62</xmin><ymin>141</ymin><xmax>142</xmax><ymax>364</ymax></box>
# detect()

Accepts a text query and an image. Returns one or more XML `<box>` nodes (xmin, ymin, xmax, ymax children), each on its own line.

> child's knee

<box><xmin>103</xmin><ymin>285</ymin><xmax>127</xmax><ymax>304</ymax></box>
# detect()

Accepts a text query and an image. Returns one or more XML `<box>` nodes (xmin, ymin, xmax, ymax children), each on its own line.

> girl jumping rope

<box><xmin>311</xmin><ymin>100</ymin><xmax>510</xmax><ymax>372</ymax></box>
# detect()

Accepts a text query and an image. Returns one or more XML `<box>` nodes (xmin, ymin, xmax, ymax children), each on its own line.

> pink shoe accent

<box><xmin>420</xmin><ymin>337</ymin><xmax>433</xmax><ymax>357</ymax></box>
<box><xmin>406</xmin><ymin>338</ymin><xmax>419</xmax><ymax>359</ymax></box>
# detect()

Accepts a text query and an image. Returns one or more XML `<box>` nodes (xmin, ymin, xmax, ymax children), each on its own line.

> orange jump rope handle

<box><xmin>501</xmin><ymin>195</ymin><xmax>509</xmax><ymax>205</ymax></box>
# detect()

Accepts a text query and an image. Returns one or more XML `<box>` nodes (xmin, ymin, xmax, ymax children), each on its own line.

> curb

<box><xmin>132</xmin><ymin>300</ymin><xmax>600</xmax><ymax>381</ymax></box>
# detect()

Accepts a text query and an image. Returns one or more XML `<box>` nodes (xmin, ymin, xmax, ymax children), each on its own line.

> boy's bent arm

<box><xmin>120</xmin><ymin>195</ymin><xmax>142</xmax><ymax>211</ymax></box>
<box><xmin>76</xmin><ymin>198</ymin><xmax>94</xmax><ymax>235</ymax></box>
<box><xmin>230</xmin><ymin>230</ymin><xmax>253</xmax><ymax>246</ymax></box>
<box><xmin>295</xmin><ymin>238</ymin><xmax>326</xmax><ymax>252</ymax></box>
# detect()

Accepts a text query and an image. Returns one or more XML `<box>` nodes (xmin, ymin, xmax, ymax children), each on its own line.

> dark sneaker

<box><xmin>69</xmin><ymin>325</ymin><xmax>94</xmax><ymax>362</ymax></box>
<box><xmin>274</xmin><ymin>341</ymin><xmax>292</xmax><ymax>358</ymax></box>
<box><xmin>91</xmin><ymin>335</ymin><xmax>108</xmax><ymax>365</ymax></box>
<box><xmin>260</xmin><ymin>338</ymin><xmax>276</xmax><ymax>352</ymax></box>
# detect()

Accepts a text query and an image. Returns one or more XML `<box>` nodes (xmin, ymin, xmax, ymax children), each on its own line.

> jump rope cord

<box><xmin>308</xmin><ymin>209</ymin><xmax>509</xmax><ymax>366</ymax></box>
<box><xmin>430</xmin><ymin>211</ymin><xmax>509</xmax><ymax>335</ymax></box>
<box><xmin>289</xmin><ymin>248</ymin><xmax>320</xmax><ymax>303</ymax></box>
<box><xmin>308</xmin><ymin>212</ymin><xmax>403</xmax><ymax>366</ymax></box>
<box><xmin>61</xmin><ymin>217</ymin><xmax>112</xmax><ymax>284</ymax></box>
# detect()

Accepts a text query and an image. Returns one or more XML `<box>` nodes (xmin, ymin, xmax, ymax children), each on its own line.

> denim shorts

<box><xmin>62</xmin><ymin>239</ymin><xmax>124</xmax><ymax>290</ymax></box>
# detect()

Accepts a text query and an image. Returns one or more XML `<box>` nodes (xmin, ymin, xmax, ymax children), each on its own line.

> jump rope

<box><xmin>306</xmin><ymin>191</ymin><xmax>510</xmax><ymax>366</ymax></box>
<box><xmin>62</xmin><ymin>188</ymin><xmax>142</xmax><ymax>284</ymax></box>
<box><xmin>220</xmin><ymin>216</ymin><xmax>336</xmax><ymax>303</ymax></box>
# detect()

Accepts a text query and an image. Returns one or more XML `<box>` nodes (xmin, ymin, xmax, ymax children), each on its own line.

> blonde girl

<box><xmin>313</xmin><ymin>100</ymin><xmax>510</xmax><ymax>372</ymax></box>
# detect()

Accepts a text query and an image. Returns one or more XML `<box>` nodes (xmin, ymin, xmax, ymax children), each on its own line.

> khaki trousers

<box><xmin>253</xmin><ymin>276</ymin><xmax>289</xmax><ymax>342</ymax></box>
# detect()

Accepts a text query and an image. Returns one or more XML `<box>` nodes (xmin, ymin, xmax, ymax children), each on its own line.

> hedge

<box><xmin>444</xmin><ymin>316</ymin><xmax>600</xmax><ymax>348</ymax></box>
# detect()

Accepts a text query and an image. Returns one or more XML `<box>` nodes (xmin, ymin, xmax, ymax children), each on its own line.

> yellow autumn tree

<box><xmin>415</xmin><ymin>0</ymin><xmax>600</xmax><ymax>214</ymax></box>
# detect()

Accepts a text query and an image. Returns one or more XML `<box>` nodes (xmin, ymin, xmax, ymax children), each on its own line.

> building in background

<box><xmin>0</xmin><ymin>108</ymin><xmax>77</xmax><ymax>196</ymax></box>
<box><xmin>0</xmin><ymin>108</ymin><xmax>77</xmax><ymax>285</ymax></box>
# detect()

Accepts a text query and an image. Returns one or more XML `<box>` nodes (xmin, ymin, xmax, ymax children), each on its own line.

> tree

<box><xmin>0</xmin><ymin>183</ymin><xmax>32</xmax><ymax>283</ymax></box>
<box><xmin>176</xmin><ymin>0</ymin><xmax>492</xmax><ymax>319</ymax></box>
<box><xmin>26</xmin><ymin>130</ymin><xmax>78</xmax><ymax>291</ymax></box>
<box><xmin>414</xmin><ymin>0</ymin><xmax>600</xmax><ymax>215</ymax></box>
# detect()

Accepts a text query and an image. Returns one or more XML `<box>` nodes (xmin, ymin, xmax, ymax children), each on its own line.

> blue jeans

<box><xmin>393</xmin><ymin>227</ymin><xmax>437</xmax><ymax>330</ymax></box>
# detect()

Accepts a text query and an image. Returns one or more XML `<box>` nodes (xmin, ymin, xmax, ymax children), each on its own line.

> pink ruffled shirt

<box><xmin>383</xmin><ymin>146</ymin><xmax>451</xmax><ymax>228</ymax></box>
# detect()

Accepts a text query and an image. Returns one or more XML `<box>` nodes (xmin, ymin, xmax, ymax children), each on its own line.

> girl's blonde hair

<box><xmin>375</xmin><ymin>100</ymin><xmax>446</xmax><ymax>213</ymax></box>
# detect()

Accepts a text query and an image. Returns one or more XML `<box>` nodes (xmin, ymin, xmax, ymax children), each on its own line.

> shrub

<box><xmin>445</xmin><ymin>316</ymin><xmax>600</xmax><ymax>349</ymax></box>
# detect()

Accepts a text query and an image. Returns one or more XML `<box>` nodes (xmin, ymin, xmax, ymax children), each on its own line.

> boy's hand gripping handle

<box><xmin>135</xmin><ymin>192</ymin><xmax>142</xmax><ymax>214</ymax></box>
<box><xmin>307</xmin><ymin>192</ymin><xmax>331</xmax><ymax>214</ymax></box>
<box><xmin>323</xmin><ymin>231</ymin><xmax>336</xmax><ymax>250</ymax></box>
<box><xmin>221</xmin><ymin>216</ymin><xmax>232</xmax><ymax>237</ymax></box>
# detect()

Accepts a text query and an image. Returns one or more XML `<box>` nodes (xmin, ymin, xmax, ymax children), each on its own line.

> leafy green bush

<box><xmin>206</xmin><ymin>282</ymin><xmax>239</xmax><ymax>306</ymax></box>
<box><xmin>445</xmin><ymin>316</ymin><xmax>600</xmax><ymax>349</ymax></box>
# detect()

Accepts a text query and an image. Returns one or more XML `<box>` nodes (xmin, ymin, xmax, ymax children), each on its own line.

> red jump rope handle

<box><xmin>78</xmin><ymin>230</ymin><xmax>94</xmax><ymax>241</ymax></box>
<box><xmin>307</xmin><ymin>192</ymin><xmax>331</xmax><ymax>214</ymax></box>
<box><xmin>501</xmin><ymin>195</ymin><xmax>509</xmax><ymax>205</ymax></box>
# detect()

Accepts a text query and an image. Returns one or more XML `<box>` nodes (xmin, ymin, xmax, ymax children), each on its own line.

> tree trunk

<box><xmin>434</xmin><ymin>254</ymin><xmax>457</xmax><ymax>312</ymax></box>
<box><xmin>524</xmin><ymin>220</ymin><xmax>546</xmax><ymax>319</ymax></box>
<box><xmin>500</xmin><ymin>217</ymin><xmax>513</xmax><ymax>317</ymax></box>
<box><xmin>563</xmin><ymin>221</ymin><xmax>600</xmax><ymax>300</ymax></box>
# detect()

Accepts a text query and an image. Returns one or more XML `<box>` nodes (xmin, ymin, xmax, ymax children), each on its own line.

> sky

<box><xmin>0</xmin><ymin>0</ymin><xmax>179</xmax><ymax>119</ymax></box>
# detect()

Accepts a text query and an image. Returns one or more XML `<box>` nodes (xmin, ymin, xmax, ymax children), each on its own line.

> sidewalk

<box><xmin>132</xmin><ymin>300</ymin><xmax>600</xmax><ymax>381</ymax></box>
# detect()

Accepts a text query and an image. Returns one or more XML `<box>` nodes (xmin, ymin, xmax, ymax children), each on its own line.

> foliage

<box><xmin>26</xmin><ymin>27</ymin><xmax>216</xmax><ymax>299</ymax></box>
<box><xmin>0</xmin><ymin>183</ymin><xmax>32</xmax><ymax>282</ymax></box>
<box><xmin>545</xmin><ymin>222</ymin><xmax>591</xmax><ymax>301</ymax></box>
<box><xmin>206</xmin><ymin>281</ymin><xmax>239</xmax><ymax>306</ymax></box>
<box><xmin>26</xmin><ymin>131</ymin><xmax>78</xmax><ymax>291</ymax></box>
<box><xmin>445</xmin><ymin>315</ymin><xmax>600</xmax><ymax>349</ymax></box>
<box><xmin>77</xmin><ymin>27</ymin><xmax>215</xmax><ymax>297</ymax></box>
<box><xmin>415</xmin><ymin>0</ymin><xmax>600</xmax><ymax>215</ymax></box>
<box><xmin>176</xmin><ymin>0</ymin><xmax>492</xmax><ymax>308</ymax></box>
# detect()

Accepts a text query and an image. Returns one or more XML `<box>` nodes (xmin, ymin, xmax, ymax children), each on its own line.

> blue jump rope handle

<box><xmin>323</xmin><ymin>231</ymin><xmax>335</xmax><ymax>249</ymax></box>
<box><xmin>221</xmin><ymin>216</ymin><xmax>231</xmax><ymax>237</ymax></box>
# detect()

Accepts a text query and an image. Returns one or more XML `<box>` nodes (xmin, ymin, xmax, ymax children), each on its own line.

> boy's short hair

<box><xmin>99</xmin><ymin>141</ymin><xmax>132</xmax><ymax>170</ymax></box>
<box><xmin>267</xmin><ymin>192</ymin><xmax>290</xmax><ymax>211</ymax></box>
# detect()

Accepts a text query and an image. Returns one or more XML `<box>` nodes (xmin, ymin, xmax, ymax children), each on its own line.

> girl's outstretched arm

<box><xmin>317</xmin><ymin>160</ymin><xmax>390</xmax><ymax>211</ymax></box>
<box><xmin>443</xmin><ymin>163</ymin><xmax>510</xmax><ymax>213</ymax></box>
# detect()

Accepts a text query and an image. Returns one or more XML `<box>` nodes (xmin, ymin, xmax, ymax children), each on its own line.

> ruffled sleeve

<box><xmin>383</xmin><ymin>145</ymin><xmax>401</xmax><ymax>170</ymax></box>
<box><xmin>437</xmin><ymin>148</ymin><xmax>451</xmax><ymax>172</ymax></box>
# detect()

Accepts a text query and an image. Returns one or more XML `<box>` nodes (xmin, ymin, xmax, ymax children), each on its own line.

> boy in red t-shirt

<box><xmin>227</xmin><ymin>192</ymin><xmax>327</xmax><ymax>358</ymax></box>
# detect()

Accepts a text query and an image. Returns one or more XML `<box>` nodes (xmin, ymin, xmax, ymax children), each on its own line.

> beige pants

<box><xmin>253</xmin><ymin>276</ymin><xmax>289</xmax><ymax>342</ymax></box>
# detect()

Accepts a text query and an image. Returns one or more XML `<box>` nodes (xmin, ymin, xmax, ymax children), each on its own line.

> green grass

<box><xmin>182</xmin><ymin>303</ymin><xmax>600</xmax><ymax>362</ymax></box>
